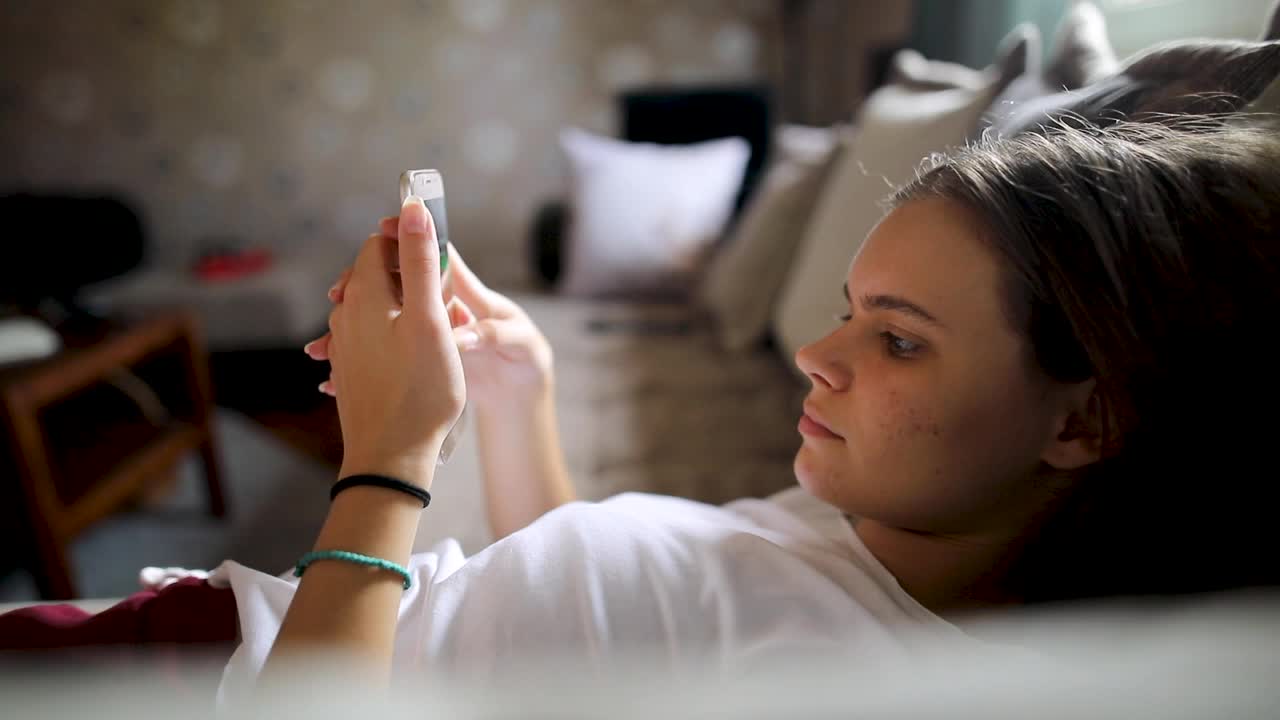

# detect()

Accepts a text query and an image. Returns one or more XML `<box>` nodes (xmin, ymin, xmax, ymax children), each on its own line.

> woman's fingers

<box><xmin>328</xmin><ymin>267</ymin><xmax>353</xmax><ymax>303</ymax></box>
<box><xmin>348</xmin><ymin>231</ymin><xmax>400</xmax><ymax>313</ymax></box>
<box><xmin>330</xmin><ymin>239</ymin><xmax>398</xmax><ymax>307</ymax></box>
<box><xmin>318</xmin><ymin>379</ymin><xmax>336</xmax><ymax>397</ymax></box>
<box><xmin>303</xmin><ymin>333</ymin><xmax>331</xmax><ymax>360</ymax></box>
<box><xmin>447</xmin><ymin>297</ymin><xmax>477</xmax><ymax>329</ymax></box>
<box><xmin>443</xmin><ymin>243</ymin><xmax>500</xmax><ymax>317</ymax></box>
<box><xmin>381</xmin><ymin>214</ymin><xmax>506</xmax><ymax>320</ymax></box>
<box><xmin>379</xmin><ymin>216</ymin><xmax>399</xmax><ymax>239</ymax></box>
<box><xmin>448</xmin><ymin>298</ymin><xmax>480</xmax><ymax>350</ymax></box>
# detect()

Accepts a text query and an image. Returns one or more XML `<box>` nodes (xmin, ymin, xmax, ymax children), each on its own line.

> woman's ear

<box><xmin>1041</xmin><ymin>379</ymin><xmax>1103</xmax><ymax>471</ymax></box>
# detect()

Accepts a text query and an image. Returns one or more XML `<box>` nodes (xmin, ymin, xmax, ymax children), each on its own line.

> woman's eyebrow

<box><xmin>843</xmin><ymin>282</ymin><xmax>945</xmax><ymax>329</ymax></box>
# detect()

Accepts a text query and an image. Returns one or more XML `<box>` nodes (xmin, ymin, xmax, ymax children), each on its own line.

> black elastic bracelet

<box><xmin>330</xmin><ymin>474</ymin><xmax>431</xmax><ymax>508</ymax></box>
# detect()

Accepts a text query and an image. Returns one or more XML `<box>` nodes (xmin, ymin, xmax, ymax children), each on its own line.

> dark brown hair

<box><xmin>892</xmin><ymin>118</ymin><xmax>1280</xmax><ymax>603</ymax></box>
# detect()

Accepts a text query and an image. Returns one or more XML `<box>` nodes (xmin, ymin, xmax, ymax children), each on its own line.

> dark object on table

<box><xmin>529</xmin><ymin>85</ymin><xmax>773</xmax><ymax>289</ymax></box>
<box><xmin>0</xmin><ymin>194</ymin><xmax>147</xmax><ymax>328</ymax></box>
<box><xmin>529</xmin><ymin>201</ymin><xmax>570</xmax><ymax>289</ymax></box>
<box><xmin>584</xmin><ymin>317</ymin><xmax>694</xmax><ymax>336</ymax></box>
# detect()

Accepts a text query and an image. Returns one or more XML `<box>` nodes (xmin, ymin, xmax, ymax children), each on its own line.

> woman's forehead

<box><xmin>847</xmin><ymin>198</ymin><xmax>1006</xmax><ymax>330</ymax></box>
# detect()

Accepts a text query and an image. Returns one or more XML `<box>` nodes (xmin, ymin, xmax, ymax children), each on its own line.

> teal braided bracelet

<box><xmin>294</xmin><ymin>550</ymin><xmax>412</xmax><ymax>590</ymax></box>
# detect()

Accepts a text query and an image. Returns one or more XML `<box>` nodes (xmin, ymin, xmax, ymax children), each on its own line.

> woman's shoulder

<box><xmin>537</xmin><ymin>487</ymin><xmax>849</xmax><ymax>553</ymax></box>
<box><xmin>499</xmin><ymin>492</ymin><xmax>768</xmax><ymax>558</ymax></box>
<box><xmin>454</xmin><ymin>494</ymin><xmax>864</xmax><ymax>614</ymax></box>
<box><xmin>490</xmin><ymin>489</ymin><xmax>871</xmax><ymax>600</ymax></box>
<box><xmin>465</xmin><ymin>491</ymin><xmax>968</xmax><ymax>657</ymax></box>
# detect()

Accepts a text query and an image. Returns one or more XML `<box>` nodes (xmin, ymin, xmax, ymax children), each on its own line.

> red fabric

<box><xmin>0</xmin><ymin>577</ymin><xmax>238</xmax><ymax>649</ymax></box>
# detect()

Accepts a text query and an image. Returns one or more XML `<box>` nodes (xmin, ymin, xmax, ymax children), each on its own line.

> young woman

<box><xmin>224</xmin><ymin>119</ymin><xmax>1278</xmax><ymax>696</ymax></box>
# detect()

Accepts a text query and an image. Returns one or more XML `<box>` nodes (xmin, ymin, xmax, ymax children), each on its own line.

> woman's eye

<box><xmin>834</xmin><ymin>313</ymin><xmax>921</xmax><ymax>357</ymax></box>
<box><xmin>881</xmin><ymin>331</ymin><xmax>921</xmax><ymax>358</ymax></box>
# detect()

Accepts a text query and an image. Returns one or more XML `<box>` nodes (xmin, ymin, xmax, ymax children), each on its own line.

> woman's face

<box><xmin>794</xmin><ymin>198</ymin><xmax>1074</xmax><ymax>535</ymax></box>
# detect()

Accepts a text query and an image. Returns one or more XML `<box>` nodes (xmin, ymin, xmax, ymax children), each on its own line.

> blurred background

<box><xmin>1</xmin><ymin>0</ymin><xmax>1274</xmax><ymax>605</ymax></box>
<box><xmin>1</xmin><ymin>0</ymin><xmax>795</xmax><ymax>290</ymax></box>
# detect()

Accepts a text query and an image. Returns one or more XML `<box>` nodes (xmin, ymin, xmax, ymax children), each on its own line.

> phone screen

<box><xmin>425</xmin><ymin>195</ymin><xmax>448</xmax><ymax>267</ymax></box>
<box><xmin>399</xmin><ymin>170</ymin><xmax>449</xmax><ymax>267</ymax></box>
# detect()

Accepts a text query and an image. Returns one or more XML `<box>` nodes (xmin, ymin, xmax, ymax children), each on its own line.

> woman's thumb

<box><xmin>397</xmin><ymin>196</ymin><xmax>441</xmax><ymax>321</ymax></box>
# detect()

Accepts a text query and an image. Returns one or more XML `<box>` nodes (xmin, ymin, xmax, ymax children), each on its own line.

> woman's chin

<box><xmin>792</xmin><ymin>446</ymin><xmax>825</xmax><ymax>495</ymax></box>
<box><xmin>794</xmin><ymin>453</ymin><xmax>856</xmax><ymax>519</ymax></box>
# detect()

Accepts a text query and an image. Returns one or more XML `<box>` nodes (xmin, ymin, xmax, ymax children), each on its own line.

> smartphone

<box><xmin>398</xmin><ymin>168</ymin><xmax>464</xmax><ymax>466</ymax></box>
<box><xmin>399</xmin><ymin>169</ymin><xmax>449</xmax><ymax>272</ymax></box>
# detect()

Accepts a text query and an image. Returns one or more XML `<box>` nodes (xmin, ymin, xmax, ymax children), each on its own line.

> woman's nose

<box><xmin>795</xmin><ymin>334</ymin><xmax>850</xmax><ymax>391</ymax></box>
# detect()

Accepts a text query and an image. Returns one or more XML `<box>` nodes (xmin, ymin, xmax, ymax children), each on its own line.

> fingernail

<box><xmin>401</xmin><ymin>195</ymin><xmax>427</xmax><ymax>234</ymax></box>
<box><xmin>328</xmin><ymin>287</ymin><xmax>338</xmax><ymax>301</ymax></box>
<box><xmin>303</xmin><ymin>341</ymin><xmax>315</xmax><ymax>355</ymax></box>
<box><xmin>457</xmin><ymin>330</ymin><xmax>480</xmax><ymax>350</ymax></box>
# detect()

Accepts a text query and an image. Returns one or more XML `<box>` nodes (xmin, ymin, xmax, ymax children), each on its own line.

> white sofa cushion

<box><xmin>558</xmin><ymin>128</ymin><xmax>750</xmax><ymax>298</ymax></box>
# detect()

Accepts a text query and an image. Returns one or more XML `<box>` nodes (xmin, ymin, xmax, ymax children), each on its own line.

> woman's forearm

<box><xmin>261</xmin><ymin>471</ymin><xmax>432</xmax><ymax>686</ymax></box>
<box><xmin>475</xmin><ymin>386</ymin><xmax>577</xmax><ymax>540</ymax></box>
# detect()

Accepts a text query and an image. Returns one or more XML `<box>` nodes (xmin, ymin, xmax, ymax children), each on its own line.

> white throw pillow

<box><xmin>771</xmin><ymin>48</ymin><xmax>1026</xmax><ymax>377</ymax></box>
<box><xmin>558</xmin><ymin>128</ymin><xmax>751</xmax><ymax>298</ymax></box>
<box><xmin>699</xmin><ymin>124</ymin><xmax>847</xmax><ymax>351</ymax></box>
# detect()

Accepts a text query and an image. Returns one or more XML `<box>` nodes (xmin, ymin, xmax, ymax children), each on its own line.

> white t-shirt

<box><xmin>213</xmin><ymin>486</ymin><xmax>981</xmax><ymax>702</ymax></box>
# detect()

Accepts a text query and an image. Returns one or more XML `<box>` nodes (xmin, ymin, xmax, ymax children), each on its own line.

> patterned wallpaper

<box><xmin>0</xmin><ymin>0</ymin><xmax>782</xmax><ymax>287</ymax></box>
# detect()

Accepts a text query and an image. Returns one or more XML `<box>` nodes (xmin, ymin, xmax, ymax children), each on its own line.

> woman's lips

<box><xmin>799</xmin><ymin>405</ymin><xmax>843</xmax><ymax>440</ymax></box>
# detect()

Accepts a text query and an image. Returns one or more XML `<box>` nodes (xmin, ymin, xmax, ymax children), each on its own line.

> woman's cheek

<box><xmin>866</xmin><ymin>386</ymin><xmax>948</xmax><ymax>485</ymax></box>
<box><xmin>870</xmin><ymin>384</ymin><xmax>942</xmax><ymax>443</ymax></box>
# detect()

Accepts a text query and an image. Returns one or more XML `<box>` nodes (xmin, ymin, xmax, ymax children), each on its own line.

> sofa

<box><xmin>410</xmin><ymin>1</ymin><xmax>1280</xmax><ymax>557</ymax></box>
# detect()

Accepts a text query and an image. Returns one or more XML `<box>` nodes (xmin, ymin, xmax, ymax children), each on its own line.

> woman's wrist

<box><xmin>471</xmin><ymin>372</ymin><xmax>556</xmax><ymax>419</ymax></box>
<box><xmin>310</xmin><ymin>487</ymin><xmax>423</xmax><ymax>564</ymax></box>
<box><xmin>338</xmin><ymin>444</ymin><xmax>443</xmax><ymax>491</ymax></box>
<box><xmin>327</xmin><ymin>484</ymin><xmax>425</xmax><ymax>516</ymax></box>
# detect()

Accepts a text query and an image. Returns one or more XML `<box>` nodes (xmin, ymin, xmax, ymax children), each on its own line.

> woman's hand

<box><xmin>321</xmin><ymin>197</ymin><xmax>466</xmax><ymax>486</ymax></box>
<box><xmin>427</xmin><ymin>239</ymin><xmax>555</xmax><ymax>409</ymax></box>
<box><xmin>306</xmin><ymin>212</ymin><xmax>573</xmax><ymax>538</ymax></box>
<box><xmin>310</xmin><ymin>218</ymin><xmax>554</xmax><ymax>412</ymax></box>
